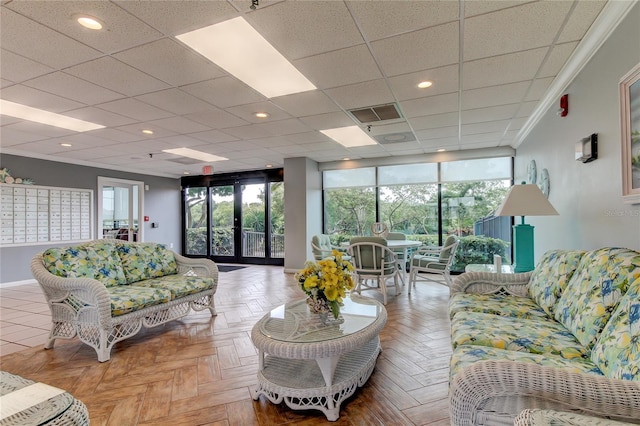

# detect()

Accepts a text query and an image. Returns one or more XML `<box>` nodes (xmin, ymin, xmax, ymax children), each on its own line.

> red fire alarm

<box><xmin>559</xmin><ymin>94</ymin><xmax>569</xmax><ymax>117</ymax></box>
<box><xmin>144</xmin><ymin>216</ymin><xmax>149</xmax><ymax>222</ymax></box>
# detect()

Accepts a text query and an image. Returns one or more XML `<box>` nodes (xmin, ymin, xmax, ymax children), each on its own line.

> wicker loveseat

<box><xmin>31</xmin><ymin>240</ymin><xmax>218</xmax><ymax>362</ymax></box>
<box><xmin>447</xmin><ymin>247</ymin><xmax>640</xmax><ymax>425</ymax></box>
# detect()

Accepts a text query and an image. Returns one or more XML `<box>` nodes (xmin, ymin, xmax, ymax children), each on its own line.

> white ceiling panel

<box><xmin>114</xmin><ymin>39</ymin><xmax>225</xmax><ymax>87</ymax></box>
<box><xmin>180</xmin><ymin>77</ymin><xmax>265</xmax><ymax>109</ymax></box>
<box><xmin>371</xmin><ymin>22</ymin><xmax>459</xmax><ymax>77</ymax></box>
<box><xmin>0</xmin><ymin>0</ymin><xmax>622</xmax><ymax>178</ymax></box>
<box><xmin>66</xmin><ymin>57</ymin><xmax>170</xmax><ymax>96</ymax></box>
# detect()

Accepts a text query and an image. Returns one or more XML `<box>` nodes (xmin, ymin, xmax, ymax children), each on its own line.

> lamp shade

<box><xmin>495</xmin><ymin>184</ymin><xmax>559</xmax><ymax>217</ymax></box>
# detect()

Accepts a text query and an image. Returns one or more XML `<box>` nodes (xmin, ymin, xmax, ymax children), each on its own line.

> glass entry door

<box><xmin>98</xmin><ymin>177</ymin><xmax>143</xmax><ymax>242</ymax></box>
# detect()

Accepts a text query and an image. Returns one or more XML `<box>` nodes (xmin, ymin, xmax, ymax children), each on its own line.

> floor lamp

<box><xmin>494</xmin><ymin>183</ymin><xmax>559</xmax><ymax>272</ymax></box>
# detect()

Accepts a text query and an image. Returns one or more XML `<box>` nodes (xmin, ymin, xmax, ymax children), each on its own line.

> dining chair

<box><xmin>371</xmin><ymin>222</ymin><xmax>389</xmax><ymax>238</ymax></box>
<box><xmin>311</xmin><ymin>234</ymin><xmax>349</xmax><ymax>261</ymax></box>
<box><xmin>408</xmin><ymin>235</ymin><xmax>460</xmax><ymax>293</ymax></box>
<box><xmin>348</xmin><ymin>236</ymin><xmax>401</xmax><ymax>305</ymax></box>
<box><xmin>386</xmin><ymin>232</ymin><xmax>409</xmax><ymax>273</ymax></box>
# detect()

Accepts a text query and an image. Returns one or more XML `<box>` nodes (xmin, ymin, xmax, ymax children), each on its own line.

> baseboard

<box><xmin>283</xmin><ymin>268</ymin><xmax>298</xmax><ymax>274</ymax></box>
<box><xmin>0</xmin><ymin>279</ymin><xmax>38</xmax><ymax>289</ymax></box>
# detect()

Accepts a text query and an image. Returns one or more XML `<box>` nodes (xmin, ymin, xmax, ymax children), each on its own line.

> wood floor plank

<box><xmin>139</xmin><ymin>378</ymin><xmax>174</xmax><ymax>421</ymax></box>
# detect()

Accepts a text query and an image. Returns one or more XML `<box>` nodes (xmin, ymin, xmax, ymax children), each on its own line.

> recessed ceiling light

<box><xmin>60</xmin><ymin>143</ymin><xmax>72</xmax><ymax>147</ymax></box>
<box><xmin>75</xmin><ymin>14</ymin><xmax>103</xmax><ymax>30</ymax></box>
<box><xmin>0</xmin><ymin>100</ymin><xmax>104</xmax><ymax>132</ymax></box>
<box><xmin>265</xmin><ymin>164</ymin><xmax>273</xmax><ymax>168</ymax></box>
<box><xmin>183</xmin><ymin>171</ymin><xmax>190</xmax><ymax>175</ymax></box>
<box><xmin>437</xmin><ymin>148</ymin><xmax>446</xmax><ymax>152</ymax></box>
<box><xmin>163</xmin><ymin>147</ymin><xmax>228</xmax><ymax>162</ymax></box>
<box><xmin>343</xmin><ymin>158</ymin><xmax>350</xmax><ymax>161</ymax></box>
<box><xmin>176</xmin><ymin>17</ymin><xmax>316</xmax><ymax>98</ymax></box>
<box><xmin>320</xmin><ymin>126</ymin><xmax>377</xmax><ymax>148</ymax></box>
<box><xmin>418</xmin><ymin>81</ymin><xmax>433</xmax><ymax>89</ymax></box>
<box><xmin>142</xmin><ymin>129</ymin><xmax>154</xmax><ymax>135</ymax></box>
<box><xmin>255</xmin><ymin>112</ymin><xmax>270</xmax><ymax>119</ymax></box>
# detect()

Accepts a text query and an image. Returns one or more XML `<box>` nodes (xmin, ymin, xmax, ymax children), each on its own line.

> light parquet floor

<box><xmin>0</xmin><ymin>265</ymin><xmax>452</xmax><ymax>425</ymax></box>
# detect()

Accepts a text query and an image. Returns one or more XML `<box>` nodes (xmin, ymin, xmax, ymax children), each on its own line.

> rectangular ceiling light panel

<box><xmin>162</xmin><ymin>148</ymin><xmax>228</xmax><ymax>162</ymax></box>
<box><xmin>321</xmin><ymin>126</ymin><xmax>378</xmax><ymax>148</ymax></box>
<box><xmin>176</xmin><ymin>17</ymin><xmax>316</xmax><ymax>98</ymax></box>
<box><xmin>0</xmin><ymin>99</ymin><xmax>105</xmax><ymax>132</ymax></box>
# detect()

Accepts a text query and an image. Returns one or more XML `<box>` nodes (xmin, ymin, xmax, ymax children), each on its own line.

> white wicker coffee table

<box><xmin>251</xmin><ymin>295</ymin><xmax>387</xmax><ymax>421</ymax></box>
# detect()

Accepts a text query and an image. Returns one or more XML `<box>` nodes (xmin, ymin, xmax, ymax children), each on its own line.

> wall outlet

<box><xmin>170</xmin><ymin>243</ymin><xmax>174</xmax><ymax>249</ymax></box>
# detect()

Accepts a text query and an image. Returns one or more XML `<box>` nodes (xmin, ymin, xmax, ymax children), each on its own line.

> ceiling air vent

<box><xmin>373</xmin><ymin>132</ymin><xmax>416</xmax><ymax>144</ymax></box>
<box><xmin>348</xmin><ymin>103</ymin><xmax>402</xmax><ymax>124</ymax></box>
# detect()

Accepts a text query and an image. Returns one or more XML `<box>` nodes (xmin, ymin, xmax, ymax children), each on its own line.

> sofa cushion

<box><xmin>116</xmin><ymin>243</ymin><xmax>178</xmax><ymax>284</ymax></box>
<box><xmin>450</xmin><ymin>345</ymin><xmax>603</xmax><ymax>383</ymax></box>
<box><xmin>43</xmin><ymin>243</ymin><xmax>126</xmax><ymax>287</ymax></box>
<box><xmin>590</xmin><ymin>275</ymin><xmax>640</xmax><ymax>380</ymax></box>
<box><xmin>527</xmin><ymin>249</ymin><xmax>585</xmax><ymax>316</ymax></box>
<box><xmin>451</xmin><ymin>311</ymin><xmax>587</xmax><ymax>359</ymax></box>
<box><xmin>554</xmin><ymin>248</ymin><xmax>640</xmax><ymax>350</ymax></box>
<box><xmin>449</xmin><ymin>292</ymin><xmax>548</xmax><ymax>320</ymax></box>
<box><xmin>107</xmin><ymin>286</ymin><xmax>172</xmax><ymax>316</ymax></box>
<box><xmin>134</xmin><ymin>274</ymin><xmax>215</xmax><ymax>300</ymax></box>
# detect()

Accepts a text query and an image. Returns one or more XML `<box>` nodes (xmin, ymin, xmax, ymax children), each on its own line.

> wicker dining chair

<box><xmin>408</xmin><ymin>235</ymin><xmax>460</xmax><ymax>292</ymax></box>
<box><xmin>348</xmin><ymin>237</ymin><xmax>401</xmax><ymax>305</ymax></box>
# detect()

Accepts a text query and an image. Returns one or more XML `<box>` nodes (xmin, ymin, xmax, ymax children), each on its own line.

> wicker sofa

<box><xmin>447</xmin><ymin>247</ymin><xmax>640</xmax><ymax>425</ymax></box>
<box><xmin>31</xmin><ymin>240</ymin><xmax>218</xmax><ymax>362</ymax></box>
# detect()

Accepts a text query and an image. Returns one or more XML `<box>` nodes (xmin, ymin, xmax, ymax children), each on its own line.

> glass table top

<box><xmin>259</xmin><ymin>295</ymin><xmax>383</xmax><ymax>344</ymax></box>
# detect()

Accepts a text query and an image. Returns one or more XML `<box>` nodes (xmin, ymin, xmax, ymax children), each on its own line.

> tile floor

<box><xmin>0</xmin><ymin>282</ymin><xmax>56</xmax><ymax>357</ymax></box>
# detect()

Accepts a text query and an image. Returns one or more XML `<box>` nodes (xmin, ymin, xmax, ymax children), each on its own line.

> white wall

<box><xmin>516</xmin><ymin>2</ymin><xmax>640</xmax><ymax>259</ymax></box>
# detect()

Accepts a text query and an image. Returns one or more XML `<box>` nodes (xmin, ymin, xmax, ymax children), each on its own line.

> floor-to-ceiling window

<box><xmin>322</xmin><ymin>157</ymin><xmax>512</xmax><ymax>272</ymax></box>
<box><xmin>181</xmin><ymin>169</ymin><xmax>284</xmax><ymax>266</ymax></box>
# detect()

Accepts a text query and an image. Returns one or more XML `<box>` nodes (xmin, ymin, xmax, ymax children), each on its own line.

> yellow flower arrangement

<box><xmin>295</xmin><ymin>250</ymin><xmax>355</xmax><ymax>319</ymax></box>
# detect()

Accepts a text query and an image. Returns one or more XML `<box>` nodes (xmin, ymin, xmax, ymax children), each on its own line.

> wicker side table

<box><xmin>251</xmin><ymin>295</ymin><xmax>387</xmax><ymax>421</ymax></box>
<box><xmin>0</xmin><ymin>371</ymin><xmax>89</xmax><ymax>425</ymax></box>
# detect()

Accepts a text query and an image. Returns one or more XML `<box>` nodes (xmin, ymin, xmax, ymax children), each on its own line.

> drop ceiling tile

<box><xmin>189</xmin><ymin>130</ymin><xmax>239</xmax><ymax>144</ymax></box>
<box><xmin>415</xmin><ymin>126</ymin><xmax>458</xmax><ymax>141</ymax></box>
<box><xmin>408</xmin><ymin>112</ymin><xmax>459</xmax><ymax>131</ymax></box>
<box><xmin>271</xmin><ymin>91</ymin><xmax>341</xmax><ymax>118</ymax></box>
<box><xmin>369</xmin><ymin>122</ymin><xmax>412</xmax><ymax>136</ymax></box>
<box><xmin>325</xmin><ymin>79</ymin><xmax>394</xmax><ymax>111</ymax></box>
<box><xmin>248</xmin><ymin>1</ymin><xmax>363</xmax><ymax>60</ymax></box>
<box><xmin>225</xmin><ymin>101</ymin><xmax>292</xmax><ymax>123</ymax></box>
<box><xmin>419</xmin><ymin>136</ymin><xmax>459</xmax><ymax>148</ymax></box>
<box><xmin>115</xmin><ymin>0</ymin><xmax>238</xmax><ymax>36</ymax></box>
<box><xmin>257</xmin><ymin>118</ymin><xmax>312</xmax><ymax>136</ymax></box>
<box><xmin>23</xmin><ymin>72</ymin><xmax>124</xmax><ymax>105</ymax></box>
<box><xmin>388</xmin><ymin>65</ymin><xmax>459</xmax><ymax>101</ymax></box>
<box><xmin>371</xmin><ymin>22</ymin><xmax>459</xmax><ymax>77</ymax></box>
<box><xmin>97</xmin><ymin>98</ymin><xmax>174</xmax><ymax>122</ymax></box>
<box><xmin>0</xmin><ymin>79</ymin><xmax>12</xmax><ymax>89</ymax></box>
<box><xmin>65</xmin><ymin>57</ymin><xmax>170</xmax><ymax>97</ymax></box>
<box><xmin>271</xmin><ymin>144</ymin><xmax>312</xmax><ymax>155</ymax></box>
<box><xmin>462</xmin><ymin>81</ymin><xmax>530</xmax><ymax>110</ymax></box>
<box><xmin>400</xmin><ymin>93</ymin><xmax>459</xmax><ymax>118</ymax></box>
<box><xmin>348</xmin><ymin>0</ymin><xmax>459</xmax><ymax>42</ymax></box>
<box><xmin>516</xmin><ymin>101</ymin><xmax>539</xmax><ymax>117</ymax></box>
<box><xmin>507</xmin><ymin>117</ymin><xmax>528</xmax><ymax>131</ymax></box>
<box><xmin>0</xmin><ymin>127</ymin><xmax>50</xmax><ymax>145</ymax></box>
<box><xmin>57</xmin><ymin>146</ymin><xmax>123</xmax><ymax>161</ymax></box>
<box><xmin>1</xmin><ymin>85</ymin><xmax>84</xmax><ymax>112</ymax></box>
<box><xmin>462</xmin><ymin>120</ymin><xmax>511</xmax><ymax>136</ymax></box>
<box><xmin>294</xmin><ymin>44</ymin><xmax>382</xmax><ymax>90</ymax></box>
<box><xmin>5</xmin><ymin>0</ymin><xmax>163</xmax><ymax>53</ymax></box>
<box><xmin>461</xmin><ymin>132</ymin><xmax>503</xmax><ymax>144</ymax></box>
<box><xmin>115</xmin><ymin>123</ymin><xmax>177</xmax><ymax>139</ymax></box>
<box><xmin>0</xmin><ymin>50</ymin><xmax>54</xmax><ymax>83</ymax></box>
<box><xmin>213</xmin><ymin>140</ymin><xmax>262</xmax><ymax>152</ymax></box>
<box><xmin>2</xmin><ymin>121</ymin><xmax>76</xmax><ymax>139</ymax></box>
<box><xmin>185</xmin><ymin>109</ymin><xmax>249</xmax><ymax>129</ymax></box>
<box><xmin>6</xmin><ymin>140</ymin><xmax>65</xmax><ymax>155</ymax></box>
<box><xmin>135</xmin><ymin>89</ymin><xmax>213</xmax><ymax>115</ymax></box>
<box><xmin>557</xmin><ymin>1</ymin><xmax>607</xmax><ymax>43</ymax></box>
<box><xmin>525</xmin><ymin>77</ymin><xmax>554</xmax><ymax>102</ymax></box>
<box><xmin>153</xmin><ymin>135</ymin><xmax>209</xmax><ymax>148</ymax></box>
<box><xmin>247</xmin><ymin>136</ymin><xmax>297</xmax><ymax>148</ymax></box>
<box><xmin>215</xmin><ymin>124</ymin><xmax>270</xmax><ymax>140</ymax></box>
<box><xmin>109</xmin><ymin>139</ymin><xmax>174</xmax><ymax>154</ymax></box>
<box><xmin>54</xmin><ymin>133</ymin><xmax>113</xmax><ymax>149</ymax></box>
<box><xmin>462</xmin><ymin>104</ymin><xmax>518</xmax><ymax>124</ymax></box>
<box><xmin>147</xmin><ymin>116</ymin><xmax>212</xmax><ymax>134</ymax></box>
<box><xmin>463</xmin><ymin>48</ymin><xmax>547</xmax><ymax>90</ymax></box>
<box><xmin>464</xmin><ymin>1</ymin><xmax>530</xmax><ymax>17</ymax></box>
<box><xmin>114</xmin><ymin>39</ymin><xmax>225</xmax><ymax>87</ymax></box>
<box><xmin>284</xmin><ymin>131</ymin><xmax>328</xmax><ymax>145</ymax></box>
<box><xmin>86</xmin><ymin>128</ymin><xmax>144</xmax><ymax>143</ymax></box>
<box><xmin>539</xmin><ymin>42</ymin><xmax>578</xmax><ymax>78</ymax></box>
<box><xmin>64</xmin><ymin>106</ymin><xmax>137</xmax><ymax>127</ymax></box>
<box><xmin>181</xmin><ymin>77</ymin><xmax>265</xmax><ymax>109</ymax></box>
<box><xmin>0</xmin><ymin>8</ymin><xmax>100</xmax><ymax>69</ymax></box>
<box><xmin>464</xmin><ymin>2</ymin><xmax>573</xmax><ymax>61</ymax></box>
<box><xmin>299</xmin><ymin>112</ymin><xmax>356</xmax><ymax>131</ymax></box>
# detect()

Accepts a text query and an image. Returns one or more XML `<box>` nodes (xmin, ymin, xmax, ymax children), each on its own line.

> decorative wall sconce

<box><xmin>575</xmin><ymin>133</ymin><xmax>598</xmax><ymax>163</ymax></box>
<box><xmin>558</xmin><ymin>94</ymin><xmax>569</xmax><ymax>117</ymax></box>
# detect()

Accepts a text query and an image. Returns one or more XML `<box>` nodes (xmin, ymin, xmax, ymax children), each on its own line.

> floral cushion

<box><xmin>449</xmin><ymin>292</ymin><xmax>548</xmax><ymax>320</ymax></box>
<box><xmin>527</xmin><ymin>249</ymin><xmax>585</xmax><ymax>316</ymax></box>
<box><xmin>107</xmin><ymin>286</ymin><xmax>172</xmax><ymax>316</ymax></box>
<box><xmin>590</xmin><ymin>275</ymin><xmax>640</xmax><ymax>380</ymax></box>
<box><xmin>134</xmin><ymin>274</ymin><xmax>215</xmax><ymax>300</ymax></box>
<box><xmin>554</xmin><ymin>248</ymin><xmax>640</xmax><ymax>350</ymax></box>
<box><xmin>450</xmin><ymin>345</ymin><xmax>603</xmax><ymax>383</ymax></box>
<box><xmin>43</xmin><ymin>243</ymin><xmax>126</xmax><ymax>287</ymax></box>
<box><xmin>116</xmin><ymin>242</ymin><xmax>178</xmax><ymax>284</ymax></box>
<box><xmin>451</xmin><ymin>311</ymin><xmax>586</xmax><ymax>359</ymax></box>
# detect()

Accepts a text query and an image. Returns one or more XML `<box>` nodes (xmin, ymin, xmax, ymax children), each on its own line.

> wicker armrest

<box><xmin>450</xmin><ymin>360</ymin><xmax>640</xmax><ymax>425</ymax></box>
<box><xmin>173</xmin><ymin>252</ymin><xmax>219</xmax><ymax>281</ymax></box>
<box><xmin>449</xmin><ymin>271</ymin><xmax>533</xmax><ymax>297</ymax></box>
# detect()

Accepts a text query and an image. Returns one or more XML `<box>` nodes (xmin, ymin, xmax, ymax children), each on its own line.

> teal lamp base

<box><xmin>513</xmin><ymin>223</ymin><xmax>535</xmax><ymax>272</ymax></box>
